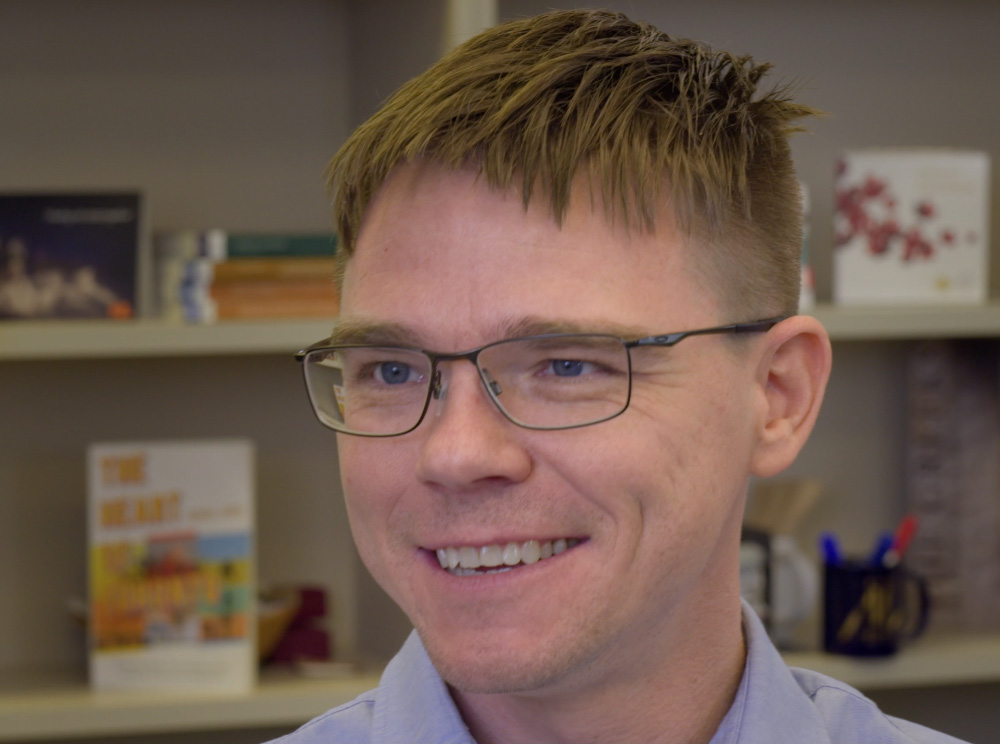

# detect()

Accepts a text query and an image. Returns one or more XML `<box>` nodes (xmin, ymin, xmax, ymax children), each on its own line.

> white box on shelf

<box><xmin>833</xmin><ymin>149</ymin><xmax>990</xmax><ymax>305</ymax></box>
<box><xmin>87</xmin><ymin>439</ymin><xmax>256</xmax><ymax>693</ymax></box>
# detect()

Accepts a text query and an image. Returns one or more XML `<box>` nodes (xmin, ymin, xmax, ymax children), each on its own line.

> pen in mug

<box><xmin>869</xmin><ymin>531</ymin><xmax>893</xmax><ymax>566</ymax></box>
<box><xmin>882</xmin><ymin>514</ymin><xmax>918</xmax><ymax>568</ymax></box>
<box><xmin>819</xmin><ymin>531</ymin><xmax>842</xmax><ymax>565</ymax></box>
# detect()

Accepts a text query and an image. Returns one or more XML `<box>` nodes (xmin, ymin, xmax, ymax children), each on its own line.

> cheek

<box><xmin>337</xmin><ymin>438</ymin><xmax>409</xmax><ymax>559</ymax></box>
<box><xmin>579</xmin><ymin>381</ymin><xmax>751</xmax><ymax>536</ymax></box>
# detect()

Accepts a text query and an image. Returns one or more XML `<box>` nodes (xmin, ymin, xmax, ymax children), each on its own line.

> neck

<box><xmin>451</xmin><ymin>561</ymin><xmax>748</xmax><ymax>744</ymax></box>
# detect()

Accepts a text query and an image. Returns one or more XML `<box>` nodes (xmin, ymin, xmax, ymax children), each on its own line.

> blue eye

<box><xmin>376</xmin><ymin>361</ymin><xmax>413</xmax><ymax>384</ymax></box>
<box><xmin>551</xmin><ymin>360</ymin><xmax>584</xmax><ymax>377</ymax></box>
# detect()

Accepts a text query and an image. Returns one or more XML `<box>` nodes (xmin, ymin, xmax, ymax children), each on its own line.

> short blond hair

<box><xmin>327</xmin><ymin>9</ymin><xmax>814</xmax><ymax>316</ymax></box>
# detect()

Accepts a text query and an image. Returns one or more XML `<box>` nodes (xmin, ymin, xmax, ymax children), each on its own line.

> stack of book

<box><xmin>152</xmin><ymin>230</ymin><xmax>339</xmax><ymax>322</ymax></box>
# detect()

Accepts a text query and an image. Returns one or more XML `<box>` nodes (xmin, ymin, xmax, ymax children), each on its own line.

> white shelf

<box><xmin>0</xmin><ymin>669</ymin><xmax>381</xmax><ymax>741</ymax></box>
<box><xmin>784</xmin><ymin>633</ymin><xmax>1000</xmax><ymax>690</ymax></box>
<box><xmin>3</xmin><ymin>634</ymin><xmax>1000</xmax><ymax>740</ymax></box>
<box><xmin>0</xmin><ymin>318</ymin><xmax>336</xmax><ymax>360</ymax></box>
<box><xmin>2</xmin><ymin>303</ymin><xmax>1000</xmax><ymax>362</ymax></box>
<box><xmin>807</xmin><ymin>302</ymin><xmax>1000</xmax><ymax>340</ymax></box>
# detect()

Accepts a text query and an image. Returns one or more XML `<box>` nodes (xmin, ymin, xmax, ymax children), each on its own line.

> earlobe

<box><xmin>749</xmin><ymin>315</ymin><xmax>832</xmax><ymax>478</ymax></box>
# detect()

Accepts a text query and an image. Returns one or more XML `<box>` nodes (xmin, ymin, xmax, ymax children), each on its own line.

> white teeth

<box><xmin>479</xmin><ymin>544</ymin><xmax>503</xmax><ymax>568</ymax></box>
<box><xmin>436</xmin><ymin>538</ymin><xmax>580</xmax><ymax>575</ymax></box>
<box><xmin>521</xmin><ymin>540</ymin><xmax>541</xmax><ymax>564</ymax></box>
<box><xmin>435</xmin><ymin>547</ymin><xmax>462</xmax><ymax>570</ymax></box>
<box><xmin>458</xmin><ymin>546</ymin><xmax>479</xmax><ymax>569</ymax></box>
<box><xmin>502</xmin><ymin>542</ymin><xmax>521</xmax><ymax>566</ymax></box>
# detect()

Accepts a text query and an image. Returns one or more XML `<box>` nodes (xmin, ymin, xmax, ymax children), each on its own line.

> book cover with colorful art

<box><xmin>87</xmin><ymin>439</ymin><xmax>256</xmax><ymax>692</ymax></box>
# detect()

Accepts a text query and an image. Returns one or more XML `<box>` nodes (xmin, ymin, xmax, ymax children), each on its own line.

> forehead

<box><xmin>340</xmin><ymin>162</ymin><xmax>720</xmax><ymax>346</ymax></box>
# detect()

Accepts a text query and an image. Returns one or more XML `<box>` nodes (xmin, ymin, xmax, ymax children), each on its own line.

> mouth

<box><xmin>434</xmin><ymin>538</ymin><xmax>582</xmax><ymax>576</ymax></box>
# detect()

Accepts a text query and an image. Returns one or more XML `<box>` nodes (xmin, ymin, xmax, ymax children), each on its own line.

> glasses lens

<box><xmin>303</xmin><ymin>347</ymin><xmax>432</xmax><ymax>435</ymax></box>
<box><xmin>478</xmin><ymin>335</ymin><xmax>631</xmax><ymax>429</ymax></box>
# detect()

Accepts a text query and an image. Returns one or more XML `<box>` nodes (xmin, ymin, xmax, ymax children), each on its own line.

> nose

<box><xmin>415</xmin><ymin>361</ymin><xmax>533</xmax><ymax>492</ymax></box>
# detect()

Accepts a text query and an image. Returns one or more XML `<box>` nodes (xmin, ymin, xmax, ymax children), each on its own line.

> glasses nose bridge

<box><xmin>428</xmin><ymin>347</ymin><xmax>493</xmax><ymax>402</ymax></box>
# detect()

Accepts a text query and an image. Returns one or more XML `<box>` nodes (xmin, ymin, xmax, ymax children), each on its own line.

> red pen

<box><xmin>882</xmin><ymin>514</ymin><xmax>918</xmax><ymax>568</ymax></box>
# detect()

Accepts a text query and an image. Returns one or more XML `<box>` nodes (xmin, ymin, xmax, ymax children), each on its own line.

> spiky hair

<box><xmin>327</xmin><ymin>9</ymin><xmax>815</xmax><ymax>315</ymax></box>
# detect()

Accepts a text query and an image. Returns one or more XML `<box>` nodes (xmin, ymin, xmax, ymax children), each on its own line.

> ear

<box><xmin>749</xmin><ymin>315</ymin><xmax>832</xmax><ymax>478</ymax></box>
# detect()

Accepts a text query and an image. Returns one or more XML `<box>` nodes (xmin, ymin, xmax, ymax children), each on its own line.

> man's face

<box><xmin>337</xmin><ymin>162</ymin><xmax>767</xmax><ymax>697</ymax></box>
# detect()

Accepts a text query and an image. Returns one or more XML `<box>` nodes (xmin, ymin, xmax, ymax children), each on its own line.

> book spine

<box><xmin>220</xmin><ymin>233</ymin><xmax>338</xmax><ymax>258</ymax></box>
<box><xmin>213</xmin><ymin>295</ymin><xmax>340</xmax><ymax>319</ymax></box>
<box><xmin>211</xmin><ymin>257</ymin><xmax>338</xmax><ymax>283</ymax></box>
<box><xmin>210</xmin><ymin>279</ymin><xmax>339</xmax><ymax>319</ymax></box>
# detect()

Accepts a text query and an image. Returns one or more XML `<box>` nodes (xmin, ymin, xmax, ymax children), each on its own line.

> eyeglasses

<box><xmin>296</xmin><ymin>317</ymin><xmax>784</xmax><ymax>437</ymax></box>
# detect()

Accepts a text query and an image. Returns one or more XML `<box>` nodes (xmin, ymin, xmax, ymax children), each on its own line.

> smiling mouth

<box><xmin>435</xmin><ymin>538</ymin><xmax>582</xmax><ymax>576</ymax></box>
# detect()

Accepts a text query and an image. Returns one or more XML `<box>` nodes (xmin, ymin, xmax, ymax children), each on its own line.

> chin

<box><xmin>434</xmin><ymin>653</ymin><xmax>562</xmax><ymax>696</ymax></box>
<box><xmin>418</xmin><ymin>625</ymin><xmax>601</xmax><ymax>696</ymax></box>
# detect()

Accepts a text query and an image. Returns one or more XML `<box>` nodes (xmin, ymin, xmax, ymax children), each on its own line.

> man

<box><xmin>275</xmin><ymin>10</ymin><xmax>966</xmax><ymax>744</ymax></box>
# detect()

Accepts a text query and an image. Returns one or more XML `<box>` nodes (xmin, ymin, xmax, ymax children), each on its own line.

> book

<box><xmin>151</xmin><ymin>230</ymin><xmax>338</xmax><ymax>322</ymax></box>
<box><xmin>87</xmin><ymin>439</ymin><xmax>256</xmax><ymax>692</ymax></box>
<box><xmin>204</xmin><ymin>231</ymin><xmax>338</xmax><ymax>259</ymax></box>
<box><xmin>0</xmin><ymin>193</ymin><xmax>141</xmax><ymax>319</ymax></box>
<box><xmin>211</xmin><ymin>257</ymin><xmax>338</xmax><ymax>283</ymax></box>
<box><xmin>211</xmin><ymin>279</ymin><xmax>340</xmax><ymax>320</ymax></box>
<box><xmin>833</xmin><ymin>149</ymin><xmax>990</xmax><ymax>305</ymax></box>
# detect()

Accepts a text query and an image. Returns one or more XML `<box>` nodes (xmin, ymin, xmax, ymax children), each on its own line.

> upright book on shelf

<box><xmin>833</xmin><ymin>149</ymin><xmax>990</xmax><ymax>305</ymax></box>
<box><xmin>0</xmin><ymin>193</ymin><xmax>142</xmax><ymax>319</ymax></box>
<box><xmin>87</xmin><ymin>439</ymin><xmax>256</xmax><ymax>692</ymax></box>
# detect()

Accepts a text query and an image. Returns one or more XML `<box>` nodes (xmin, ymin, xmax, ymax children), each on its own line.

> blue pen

<box><xmin>819</xmin><ymin>531</ymin><xmax>842</xmax><ymax>565</ymax></box>
<box><xmin>869</xmin><ymin>531</ymin><xmax>893</xmax><ymax>566</ymax></box>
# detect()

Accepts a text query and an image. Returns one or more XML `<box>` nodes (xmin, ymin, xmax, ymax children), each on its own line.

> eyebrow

<box><xmin>324</xmin><ymin>319</ymin><xmax>420</xmax><ymax>347</ymax></box>
<box><xmin>326</xmin><ymin>315</ymin><xmax>656</xmax><ymax>349</ymax></box>
<box><xmin>498</xmin><ymin>316</ymin><xmax>652</xmax><ymax>342</ymax></box>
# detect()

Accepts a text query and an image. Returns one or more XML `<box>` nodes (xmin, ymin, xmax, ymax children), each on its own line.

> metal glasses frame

<box><xmin>295</xmin><ymin>316</ymin><xmax>785</xmax><ymax>436</ymax></box>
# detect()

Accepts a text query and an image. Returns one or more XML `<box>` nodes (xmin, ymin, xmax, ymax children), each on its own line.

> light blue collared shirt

<box><xmin>267</xmin><ymin>602</ymin><xmax>968</xmax><ymax>743</ymax></box>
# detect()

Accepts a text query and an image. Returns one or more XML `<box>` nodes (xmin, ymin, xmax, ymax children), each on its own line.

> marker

<box><xmin>882</xmin><ymin>514</ymin><xmax>918</xmax><ymax>568</ymax></box>
<box><xmin>819</xmin><ymin>531</ymin><xmax>842</xmax><ymax>565</ymax></box>
<box><xmin>869</xmin><ymin>531</ymin><xmax>893</xmax><ymax>567</ymax></box>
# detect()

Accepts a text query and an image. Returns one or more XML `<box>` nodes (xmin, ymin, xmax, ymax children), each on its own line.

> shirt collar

<box><xmin>372</xmin><ymin>631</ymin><xmax>476</xmax><ymax>744</ymax></box>
<box><xmin>710</xmin><ymin>601</ymin><xmax>833</xmax><ymax>744</ymax></box>
<box><xmin>373</xmin><ymin>602</ymin><xmax>833</xmax><ymax>744</ymax></box>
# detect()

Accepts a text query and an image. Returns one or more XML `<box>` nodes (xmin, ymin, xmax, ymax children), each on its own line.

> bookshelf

<box><xmin>2</xmin><ymin>630</ymin><xmax>1000</xmax><ymax>741</ymax></box>
<box><xmin>5</xmin><ymin>303</ymin><xmax>1000</xmax><ymax>361</ymax></box>
<box><xmin>2</xmin><ymin>1</ymin><xmax>999</xmax><ymax>742</ymax></box>
<box><xmin>0</xmin><ymin>318</ymin><xmax>336</xmax><ymax>360</ymax></box>
<box><xmin>0</xmin><ymin>668</ymin><xmax>382</xmax><ymax>742</ymax></box>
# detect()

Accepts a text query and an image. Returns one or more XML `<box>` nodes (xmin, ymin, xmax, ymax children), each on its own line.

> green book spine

<box><xmin>220</xmin><ymin>233</ymin><xmax>338</xmax><ymax>258</ymax></box>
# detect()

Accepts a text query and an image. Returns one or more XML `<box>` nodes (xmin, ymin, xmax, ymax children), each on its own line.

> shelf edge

<box><xmin>4</xmin><ymin>634</ymin><xmax>1000</xmax><ymax>739</ymax></box>
<box><xmin>0</xmin><ymin>671</ymin><xmax>381</xmax><ymax>741</ymax></box>
<box><xmin>0</xmin><ymin>318</ymin><xmax>337</xmax><ymax>360</ymax></box>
